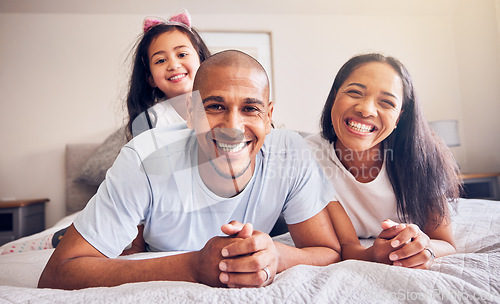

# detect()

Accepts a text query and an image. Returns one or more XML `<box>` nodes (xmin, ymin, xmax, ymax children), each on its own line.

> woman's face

<box><xmin>331</xmin><ymin>62</ymin><xmax>404</xmax><ymax>152</ymax></box>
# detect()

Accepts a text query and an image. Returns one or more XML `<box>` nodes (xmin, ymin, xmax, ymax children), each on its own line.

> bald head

<box><xmin>193</xmin><ymin>50</ymin><xmax>270</xmax><ymax>100</ymax></box>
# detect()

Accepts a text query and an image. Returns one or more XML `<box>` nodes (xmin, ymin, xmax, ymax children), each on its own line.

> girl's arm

<box><xmin>120</xmin><ymin>224</ymin><xmax>147</xmax><ymax>255</ymax></box>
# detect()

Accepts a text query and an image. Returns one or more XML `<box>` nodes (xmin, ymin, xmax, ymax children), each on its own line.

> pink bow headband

<box><xmin>143</xmin><ymin>9</ymin><xmax>192</xmax><ymax>33</ymax></box>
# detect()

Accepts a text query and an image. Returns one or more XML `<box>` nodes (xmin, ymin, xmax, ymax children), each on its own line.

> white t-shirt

<box><xmin>148</xmin><ymin>101</ymin><xmax>184</xmax><ymax>127</ymax></box>
<box><xmin>131</xmin><ymin>99</ymin><xmax>185</xmax><ymax>138</ymax></box>
<box><xmin>74</xmin><ymin>126</ymin><xmax>335</xmax><ymax>257</ymax></box>
<box><xmin>306</xmin><ymin>133</ymin><xmax>400</xmax><ymax>238</ymax></box>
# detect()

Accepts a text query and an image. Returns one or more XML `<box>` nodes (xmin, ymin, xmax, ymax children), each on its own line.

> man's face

<box><xmin>187</xmin><ymin>65</ymin><xmax>273</xmax><ymax>182</ymax></box>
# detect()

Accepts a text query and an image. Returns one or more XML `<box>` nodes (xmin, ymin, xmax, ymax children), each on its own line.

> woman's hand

<box><xmin>381</xmin><ymin>219</ymin><xmax>435</xmax><ymax>269</ymax></box>
<box><xmin>370</xmin><ymin>220</ymin><xmax>405</xmax><ymax>264</ymax></box>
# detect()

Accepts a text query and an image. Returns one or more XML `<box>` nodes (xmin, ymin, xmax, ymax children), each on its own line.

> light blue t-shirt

<box><xmin>74</xmin><ymin>123</ymin><xmax>336</xmax><ymax>257</ymax></box>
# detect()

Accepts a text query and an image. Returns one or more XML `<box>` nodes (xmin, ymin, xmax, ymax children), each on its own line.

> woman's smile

<box><xmin>345</xmin><ymin>118</ymin><xmax>377</xmax><ymax>135</ymax></box>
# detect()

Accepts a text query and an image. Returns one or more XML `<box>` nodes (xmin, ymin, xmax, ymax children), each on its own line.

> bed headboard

<box><xmin>64</xmin><ymin>127</ymin><xmax>127</xmax><ymax>215</ymax></box>
<box><xmin>65</xmin><ymin>144</ymin><xmax>100</xmax><ymax>215</ymax></box>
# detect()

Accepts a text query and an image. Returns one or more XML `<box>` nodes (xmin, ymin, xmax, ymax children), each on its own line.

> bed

<box><xmin>0</xmin><ymin>134</ymin><xmax>499</xmax><ymax>303</ymax></box>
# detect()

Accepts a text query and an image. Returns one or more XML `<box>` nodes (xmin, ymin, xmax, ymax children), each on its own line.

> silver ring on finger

<box><xmin>262</xmin><ymin>267</ymin><xmax>272</xmax><ymax>284</ymax></box>
<box><xmin>425</xmin><ymin>247</ymin><xmax>436</xmax><ymax>260</ymax></box>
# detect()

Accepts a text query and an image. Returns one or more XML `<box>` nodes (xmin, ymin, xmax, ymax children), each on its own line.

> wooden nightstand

<box><xmin>460</xmin><ymin>173</ymin><xmax>500</xmax><ymax>201</ymax></box>
<box><xmin>0</xmin><ymin>198</ymin><xmax>49</xmax><ymax>246</ymax></box>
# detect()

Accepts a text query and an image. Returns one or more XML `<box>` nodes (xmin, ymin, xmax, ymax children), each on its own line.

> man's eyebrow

<box><xmin>244</xmin><ymin>98</ymin><xmax>265</xmax><ymax>106</ymax></box>
<box><xmin>202</xmin><ymin>96</ymin><xmax>265</xmax><ymax>106</ymax></box>
<box><xmin>202</xmin><ymin>96</ymin><xmax>225</xmax><ymax>103</ymax></box>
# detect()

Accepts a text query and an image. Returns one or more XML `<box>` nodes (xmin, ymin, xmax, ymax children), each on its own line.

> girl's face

<box><xmin>147</xmin><ymin>30</ymin><xmax>201</xmax><ymax>99</ymax></box>
<box><xmin>331</xmin><ymin>62</ymin><xmax>404</xmax><ymax>152</ymax></box>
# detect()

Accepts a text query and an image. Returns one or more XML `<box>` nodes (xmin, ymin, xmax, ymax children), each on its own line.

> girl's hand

<box><xmin>386</xmin><ymin>221</ymin><xmax>435</xmax><ymax>269</ymax></box>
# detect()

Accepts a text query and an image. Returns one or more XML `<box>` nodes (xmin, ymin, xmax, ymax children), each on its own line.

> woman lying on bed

<box><xmin>306</xmin><ymin>53</ymin><xmax>462</xmax><ymax>269</ymax></box>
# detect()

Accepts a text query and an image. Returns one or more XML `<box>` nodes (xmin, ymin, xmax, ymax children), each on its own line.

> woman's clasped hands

<box><xmin>374</xmin><ymin>219</ymin><xmax>435</xmax><ymax>269</ymax></box>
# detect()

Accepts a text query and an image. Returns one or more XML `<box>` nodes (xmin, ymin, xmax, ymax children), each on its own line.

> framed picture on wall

<box><xmin>199</xmin><ymin>31</ymin><xmax>274</xmax><ymax>99</ymax></box>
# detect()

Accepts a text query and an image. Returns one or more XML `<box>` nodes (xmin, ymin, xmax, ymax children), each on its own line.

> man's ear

<box><xmin>265</xmin><ymin>101</ymin><xmax>274</xmax><ymax>134</ymax></box>
<box><xmin>148</xmin><ymin>75</ymin><xmax>156</xmax><ymax>88</ymax></box>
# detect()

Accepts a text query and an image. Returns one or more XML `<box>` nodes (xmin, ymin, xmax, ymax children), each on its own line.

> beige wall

<box><xmin>1</xmin><ymin>1</ymin><xmax>499</xmax><ymax>226</ymax></box>
<box><xmin>453</xmin><ymin>0</ymin><xmax>500</xmax><ymax>172</ymax></box>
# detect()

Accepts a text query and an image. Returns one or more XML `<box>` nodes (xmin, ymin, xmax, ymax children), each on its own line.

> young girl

<box><xmin>307</xmin><ymin>53</ymin><xmax>462</xmax><ymax>269</ymax></box>
<box><xmin>125</xmin><ymin>10</ymin><xmax>211</xmax><ymax>139</ymax></box>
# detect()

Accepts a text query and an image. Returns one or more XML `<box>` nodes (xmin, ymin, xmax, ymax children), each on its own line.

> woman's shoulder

<box><xmin>305</xmin><ymin>132</ymin><xmax>328</xmax><ymax>144</ymax></box>
<box><xmin>264</xmin><ymin>129</ymin><xmax>305</xmax><ymax>149</ymax></box>
<box><xmin>304</xmin><ymin>133</ymin><xmax>333</xmax><ymax>155</ymax></box>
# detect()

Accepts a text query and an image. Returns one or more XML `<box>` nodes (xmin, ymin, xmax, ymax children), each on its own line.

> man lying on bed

<box><xmin>38</xmin><ymin>50</ymin><xmax>341</xmax><ymax>290</ymax></box>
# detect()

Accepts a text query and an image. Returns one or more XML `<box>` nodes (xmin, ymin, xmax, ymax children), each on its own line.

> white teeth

<box><xmin>348</xmin><ymin>120</ymin><xmax>373</xmax><ymax>133</ymax></box>
<box><xmin>169</xmin><ymin>74</ymin><xmax>186</xmax><ymax>81</ymax></box>
<box><xmin>217</xmin><ymin>142</ymin><xmax>246</xmax><ymax>153</ymax></box>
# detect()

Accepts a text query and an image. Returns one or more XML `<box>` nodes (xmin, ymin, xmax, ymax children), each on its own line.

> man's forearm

<box><xmin>274</xmin><ymin>242</ymin><xmax>340</xmax><ymax>273</ymax></box>
<box><xmin>38</xmin><ymin>251</ymin><xmax>198</xmax><ymax>290</ymax></box>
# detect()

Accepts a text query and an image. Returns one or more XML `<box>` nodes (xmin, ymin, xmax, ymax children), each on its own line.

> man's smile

<box><xmin>214</xmin><ymin>140</ymin><xmax>249</xmax><ymax>153</ymax></box>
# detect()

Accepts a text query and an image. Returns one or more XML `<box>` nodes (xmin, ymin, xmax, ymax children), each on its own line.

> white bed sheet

<box><xmin>0</xmin><ymin>198</ymin><xmax>499</xmax><ymax>303</ymax></box>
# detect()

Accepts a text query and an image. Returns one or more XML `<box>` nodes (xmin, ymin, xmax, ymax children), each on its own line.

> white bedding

<box><xmin>1</xmin><ymin>198</ymin><xmax>499</xmax><ymax>303</ymax></box>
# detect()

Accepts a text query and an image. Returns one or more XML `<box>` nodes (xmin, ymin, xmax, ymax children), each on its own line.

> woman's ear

<box><xmin>332</xmin><ymin>89</ymin><xmax>338</xmax><ymax>103</ymax></box>
<box><xmin>148</xmin><ymin>75</ymin><xmax>156</xmax><ymax>88</ymax></box>
<box><xmin>395</xmin><ymin>109</ymin><xmax>404</xmax><ymax>126</ymax></box>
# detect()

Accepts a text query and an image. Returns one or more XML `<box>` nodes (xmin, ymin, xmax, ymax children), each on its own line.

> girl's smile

<box><xmin>148</xmin><ymin>30</ymin><xmax>201</xmax><ymax>99</ymax></box>
<box><xmin>168</xmin><ymin>73</ymin><xmax>188</xmax><ymax>82</ymax></box>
